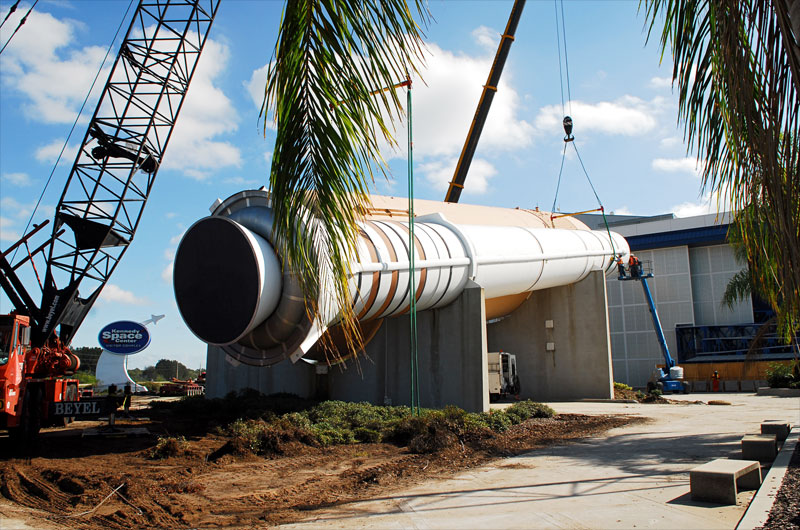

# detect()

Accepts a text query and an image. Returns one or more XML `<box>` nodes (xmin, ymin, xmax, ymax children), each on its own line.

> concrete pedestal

<box><xmin>206</xmin><ymin>272</ymin><xmax>613</xmax><ymax>408</ymax></box>
<box><xmin>206</xmin><ymin>281</ymin><xmax>489</xmax><ymax>412</ymax></box>
<box><xmin>486</xmin><ymin>270</ymin><xmax>614</xmax><ymax>401</ymax></box>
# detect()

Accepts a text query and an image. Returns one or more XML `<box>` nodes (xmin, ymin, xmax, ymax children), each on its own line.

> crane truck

<box><xmin>0</xmin><ymin>0</ymin><xmax>219</xmax><ymax>443</ymax></box>
<box><xmin>618</xmin><ymin>258</ymin><xmax>689</xmax><ymax>394</ymax></box>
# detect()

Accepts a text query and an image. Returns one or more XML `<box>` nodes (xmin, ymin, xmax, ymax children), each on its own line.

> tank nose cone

<box><xmin>173</xmin><ymin>216</ymin><xmax>282</xmax><ymax>345</ymax></box>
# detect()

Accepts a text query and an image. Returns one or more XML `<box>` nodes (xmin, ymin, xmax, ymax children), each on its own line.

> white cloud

<box><xmin>649</xmin><ymin>76</ymin><xmax>672</xmax><ymax>89</ymax></box>
<box><xmin>380</xmin><ymin>43</ymin><xmax>533</xmax><ymax>161</ymax></box>
<box><xmin>160</xmin><ymin>37</ymin><xmax>242</xmax><ymax>177</ymax></box>
<box><xmin>534</xmin><ymin>96</ymin><xmax>664</xmax><ymax>137</ymax></box>
<box><xmin>672</xmin><ymin>191</ymin><xmax>724</xmax><ymax>218</ymax></box>
<box><xmin>652</xmin><ymin>157</ymin><xmax>704</xmax><ymax>176</ymax></box>
<box><xmin>35</xmin><ymin>139</ymin><xmax>80</xmax><ymax>164</ymax></box>
<box><xmin>0</xmin><ymin>9</ymin><xmax>108</xmax><ymax>123</ymax></box>
<box><xmin>98</xmin><ymin>284</ymin><xmax>147</xmax><ymax>305</ymax></box>
<box><xmin>0</xmin><ymin>217</ymin><xmax>20</xmax><ymax>242</ymax></box>
<box><xmin>1</xmin><ymin>196</ymin><xmax>34</xmax><ymax>220</ymax></box>
<box><xmin>246</xmin><ymin>63</ymin><xmax>268</xmax><ymax>109</ymax></box>
<box><xmin>609</xmin><ymin>207</ymin><xmax>634</xmax><ymax>216</ymax></box>
<box><xmin>2</xmin><ymin>172</ymin><xmax>32</xmax><ymax>186</ymax></box>
<box><xmin>263</xmin><ymin>151</ymin><xmax>273</xmax><ymax>165</ymax></box>
<box><xmin>659</xmin><ymin>136</ymin><xmax>682</xmax><ymax>149</ymax></box>
<box><xmin>223</xmin><ymin>176</ymin><xmax>261</xmax><ymax>187</ymax></box>
<box><xmin>471</xmin><ymin>26</ymin><xmax>498</xmax><ymax>52</ymax></box>
<box><xmin>161</xmin><ymin>262</ymin><xmax>173</xmax><ymax>283</ymax></box>
<box><xmin>420</xmin><ymin>157</ymin><xmax>496</xmax><ymax>194</ymax></box>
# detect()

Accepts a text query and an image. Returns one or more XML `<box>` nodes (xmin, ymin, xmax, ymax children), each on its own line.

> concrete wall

<box><xmin>487</xmin><ymin>270</ymin><xmax>614</xmax><ymax>401</ymax></box>
<box><xmin>206</xmin><ymin>345</ymin><xmax>316</xmax><ymax>399</ymax></box>
<box><xmin>206</xmin><ymin>281</ymin><xmax>490</xmax><ymax>412</ymax></box>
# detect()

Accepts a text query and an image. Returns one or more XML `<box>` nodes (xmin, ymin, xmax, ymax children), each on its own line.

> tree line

<box><xmin>72</xmin><ymin>347</ymin><xmax>202</xmax><ymax>382</ymax></box>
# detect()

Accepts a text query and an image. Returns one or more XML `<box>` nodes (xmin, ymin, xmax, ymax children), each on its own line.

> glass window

<box><xmin>0</xmin><ymin>326</ymin><xmax>12</xmax><ymax>366</ymax></box>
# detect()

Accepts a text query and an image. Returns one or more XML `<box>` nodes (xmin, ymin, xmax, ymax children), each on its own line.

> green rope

<box><xmin>407</xmin><ymin>79</ymin><xmax>420</xmax><ymax>416</ymax></box>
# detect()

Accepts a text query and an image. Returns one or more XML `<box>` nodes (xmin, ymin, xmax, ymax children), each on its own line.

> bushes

<box><xmin>614</xmin><ymin>382</ymin><xmax>632</xmax><ymax>391</ymax></box>
<box><xmin>766</xmin><ymin>361</ymin><xmax>799</xmax><ymax>389</ymax></box>
<box><xmin>149</xmin><ymin>435</ymin><xmax>188</xmax><ymax>459</ymax></box>
<box><xmin>159</xmin><ymin>390</ymin><xmax>558</xmax><ymax>457</ymax></box>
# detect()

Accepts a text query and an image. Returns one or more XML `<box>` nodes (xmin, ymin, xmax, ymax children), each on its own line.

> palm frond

<box><xmin>644</xmin><ymin>0</ymin><xmax>800</xmax><ymax>339</ymax></box>
<box><xmin>263</xmin><ymin>0</ymin><xmax>430</xmax><ymax>361</ymax></box>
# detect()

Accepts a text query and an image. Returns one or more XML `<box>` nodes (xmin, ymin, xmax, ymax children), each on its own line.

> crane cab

<box><xmin>0</xmin><ymin>314</ymin><xmax>31</xmax><ymax>429</ymax></box>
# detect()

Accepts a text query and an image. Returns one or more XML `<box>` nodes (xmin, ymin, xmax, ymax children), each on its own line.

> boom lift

<box><xmin>618</xmin><ymin>258</ymin><xmax>689</xmax><ymax>394</ymax></box>
<box><xmin>0</xmin><ymin>0</ymin><xmax>219</xmax><ymax>442</ymax></box>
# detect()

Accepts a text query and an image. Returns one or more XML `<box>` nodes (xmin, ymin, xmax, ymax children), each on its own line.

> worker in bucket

<box><xmin>629</xmin><ymin>254</ymin><xmax>642</xmax><ymax>277</ymax></box>
<box><xmin>616</xmin><ymin>256</ymin><xmax>627</xmax><ymax>279</ymax></box>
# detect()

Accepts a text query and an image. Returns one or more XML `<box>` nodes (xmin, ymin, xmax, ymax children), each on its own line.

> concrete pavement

<box><xmin>283</xmin><ymin>393</ymin><xmax>799</xmax><ymax>529</ymax></box>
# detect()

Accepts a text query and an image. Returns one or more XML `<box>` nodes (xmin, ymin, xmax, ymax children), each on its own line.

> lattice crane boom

<box><xmin>0</xmin><ymin>0</ymin><xmax>220</xmax><ymax>348</ymax></box>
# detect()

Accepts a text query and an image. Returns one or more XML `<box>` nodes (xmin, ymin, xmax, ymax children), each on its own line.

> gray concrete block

<box><xmin>690</xmin><ymin>458</ymin><xmax>762</xmax><ymax>505</ymax></box>
<box><xmin>723</xmin><ymin>380</ymin><xmax>740</xmax><ymax>392</ymax></box>
<box><xmin>691</xmin><ymin>380</ymin><xmax>708</xmax><ymax>392</ymax></box>
<box><xmin>761</xmin><ymin>421</ymin><xmax>791</xmax><ymax>442</ymax></box>
<box><xmin>742</xmin><ymin>433</ymin><xmax>778</xmax><ymax>462</ymax></box>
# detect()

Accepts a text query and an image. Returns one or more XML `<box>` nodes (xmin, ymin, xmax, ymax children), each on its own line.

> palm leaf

<box><xmin>644</xmin><ymin>0</ymin><xmax>800</xmax><ymax>339</ymax></box>
<box><xmin>262</xmin><ymin>0</ymin><xmax>430</xmax><ymax>362</ymax></box>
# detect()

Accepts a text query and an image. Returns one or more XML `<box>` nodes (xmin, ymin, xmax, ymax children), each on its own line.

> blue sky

<box><xmin>0</xmin><ymin>0</ymin><xmax>717</xmax><ymax>369</ymax></box>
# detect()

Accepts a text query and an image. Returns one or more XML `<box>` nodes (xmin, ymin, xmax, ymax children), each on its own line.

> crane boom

<box><xmin>0</xmin><ymin>0</ymin><xmax>220</xmax><ymax>347</ymax></box>
<box><xmin>444</xmin><ymin>0</ymin><xmax>526</xmax><ymax>203</ymax></box>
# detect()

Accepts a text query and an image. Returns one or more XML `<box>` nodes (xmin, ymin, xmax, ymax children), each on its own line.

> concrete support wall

<box><xmin>326</xmin><ymin>281</ymin><xmax>489</xmax><ymax>412</ymax></box>
<box><xmin>487</xmin><ymin>270</ymin><xmax>614</xmax><ymax>401</ymax></box>
<box><xmin>206</xmin><ymin>281</ymin><xmax>490</xmax><ymax>412</ymax></box>
<box><xmin>205</xmin><ymin>345</ymin><xmax>316</xmax><ymax>399</ymax></box>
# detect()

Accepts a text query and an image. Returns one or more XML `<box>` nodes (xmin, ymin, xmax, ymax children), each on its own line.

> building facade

<box><xmin>579</xmin><ymin>212</ymin><xmax>790</xmax><ymax>388</ymax></box>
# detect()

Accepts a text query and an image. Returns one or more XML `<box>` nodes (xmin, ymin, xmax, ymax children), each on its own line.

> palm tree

<box><xmin>644</xmin><ymin>0</ymin><xmax>800</xmax><ymax>340</ymax></box>
<box><xmin>262</xmin><ymin>0</ymin><xmax>430</xmax><ymax>359</ymax></box>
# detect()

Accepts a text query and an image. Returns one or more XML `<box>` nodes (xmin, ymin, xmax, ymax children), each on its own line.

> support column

<box><xmin>205</xmin><ymin>345</ymin><xmax>316</xmax><ymax>399</ymax></box>
<box><xmin>326</xmin><ymin>281</ymin><xmax>490</xmax><ymax>412</ymax></box>
<box><xmin>487</xmin><ymin>270</ymin><xmax>613</xmax><ymax>401</ymax></box>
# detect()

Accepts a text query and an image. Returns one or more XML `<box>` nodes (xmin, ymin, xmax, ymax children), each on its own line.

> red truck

<box><xmin>0</xmin><ymin>314</ymin><xmax>80</xmax><ymax>441</ymax></box>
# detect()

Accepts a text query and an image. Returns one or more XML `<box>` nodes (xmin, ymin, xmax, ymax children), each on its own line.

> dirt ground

<box><xmin>0</xmin><ymin>405</ymin><xmax>639</xmax><ymax>529</ymax></box>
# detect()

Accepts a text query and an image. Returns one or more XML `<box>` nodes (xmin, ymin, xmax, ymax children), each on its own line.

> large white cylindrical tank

<box><xmin>173</xmin><ymin>190</ymin><xmax>629</xmax><ymax>366</ymax></box>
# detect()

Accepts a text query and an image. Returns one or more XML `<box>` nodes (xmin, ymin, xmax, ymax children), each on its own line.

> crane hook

<box><xmin>563</xmin><ymin>116</ymin><xmax>574</xmax><ymax>142</ymax></box>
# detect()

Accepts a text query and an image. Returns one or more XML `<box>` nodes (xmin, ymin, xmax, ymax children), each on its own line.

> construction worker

<box><xmin>629</xmin><ymin>254</ymin><xmax>642</xmax><ymax>277</ymax></box>
<box><xmin>711</xmin><ymin>370</ymin><xmax>721</xmax><ymax>392</ymax></box>
<box><xmin>616</xmin><ymin>256</ymin><xmax>627</xmax><ymax>279</ymax></box>
<box><xmin>122</xmin><ymin>383</ymin><xmax>133</xmax><ymax>418</ymax></box>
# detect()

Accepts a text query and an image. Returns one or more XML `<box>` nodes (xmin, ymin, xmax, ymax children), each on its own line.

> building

<box><xmin>579</xmin><ymin>211</ymin><xmax>794</xmax><ymax>389</ymax></box>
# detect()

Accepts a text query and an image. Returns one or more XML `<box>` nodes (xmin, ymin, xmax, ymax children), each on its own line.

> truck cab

<box><xmin>0</xmin><ymin>314</ymin><xmax>30</xmax><ymax>429</ymax></box>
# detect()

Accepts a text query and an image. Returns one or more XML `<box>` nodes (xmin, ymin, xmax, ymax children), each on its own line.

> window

<box><xmin>0</xmin><ymin>325</ymin><xmax>12</xmax><ymax>366</ymax></box>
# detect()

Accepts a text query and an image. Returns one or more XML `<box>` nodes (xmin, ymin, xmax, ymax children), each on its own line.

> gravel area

<box><xmin>757</xmin><ymin>442</ymin><xmax>800</xmax><ymax>530</ymax></box>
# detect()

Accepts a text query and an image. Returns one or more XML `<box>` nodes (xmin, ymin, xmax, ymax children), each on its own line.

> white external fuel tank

<box><xmin>173</xmin><ymin>190</ymin><xmax>629</xmax><ymax>366</ymax></box>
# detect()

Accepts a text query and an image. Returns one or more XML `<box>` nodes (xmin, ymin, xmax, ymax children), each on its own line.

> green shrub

<box><xmin>505</xmin><ymin>400</ymin><xmax>555</xmax><ymax>423</ymax></box>
<box><xmin>477</xmin><ymin>410</ymin><xmax>513</xmax><ymax>432</ymax></box>
<box><xmin>766</xmin><ymin>362</ymin><xmax>797</xmax><ymax>388</ymax></box>
<box><xmin>614</xmin><ymin>382</ymin><xmax>632</xmax><ymax>391</ymax></box>
<box><xmin>353</xmin><ymin>427</ymin><xmax>382</xmax><ymax>443</ymax></box>
<box><xmin>312</xmin><ymin>422</ymin><xmax>356</xmax><ymax>446</ymax></box>
<box><xmin>149</xmin><ymin>435</ymin><xmax>188</xmax><ymax>459</ymax></box>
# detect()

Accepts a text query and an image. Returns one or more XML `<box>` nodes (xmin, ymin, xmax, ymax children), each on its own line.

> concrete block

<box><xmin>761</xmin><ymin>421</ymin><xmax>791</xmax><ymax>442</ymax></box>
<box><xmin>690</xmin><ymin>458</ymin><xmax>762</xmax><ymax>505</ymax></box>
<box><xmin>723</xmin><ymin>380</ymin><xmax>740</xmax><ymax>392</ymax></box>
<box><xmin>487</xmin><ymin>270</ymin><xmax>613</xmax><ymax>401</ymax></box>
<box><xmin>742</xmin><ymin>433</ymin><xmax>778</xmax><ymax>462</ymax></box>
<box><xmin>691</xmin><ymin>380</ymin><xmax>708</xmax><ymax>392</ymax></box>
